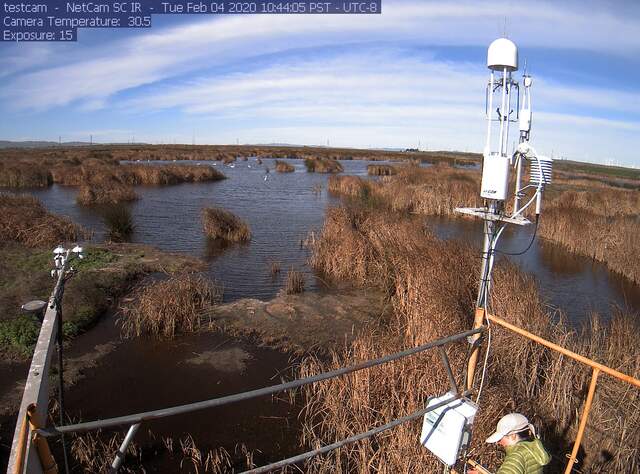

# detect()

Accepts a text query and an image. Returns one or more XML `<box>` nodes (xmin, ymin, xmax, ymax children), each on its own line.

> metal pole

<box><xmin>564</xmin><ymin>368</ymin><xmax>600</xmax><ymax>474</ymax></box>
<box><xmin>109</xmin><ymin>423</ymin><xmax>141</xmax><ymax>473</ymax></box>
<box><xmin>56</xmin><ymin>298</ymin><xmax>70</xmax><ymax>474</ymax></box>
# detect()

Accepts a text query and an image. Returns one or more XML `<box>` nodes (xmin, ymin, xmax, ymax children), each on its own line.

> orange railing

<box><xmin>485</xmin><ymin>312</ymin><xmax>640</xmax><ymax>474</ymax></box>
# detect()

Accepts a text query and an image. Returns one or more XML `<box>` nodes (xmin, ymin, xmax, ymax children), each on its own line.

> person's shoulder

<box><xmin>498</xmin><ymin>448</ymin><xmax>528</xmax><ymax>474</ymax></box>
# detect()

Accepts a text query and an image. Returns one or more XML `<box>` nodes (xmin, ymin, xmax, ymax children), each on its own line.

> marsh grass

<box><xmin>304</xmin><ymin>158</ymin><xmax>344</xmax><ymax>173</ymax></box>
<box><xmin>76</xmin><ymin>182</ymin><xmax>138</xmax><ymax>205</ymax></box>
<box><xmin>275</xmin><ymin>160</ymin><xmax>295</xmax><ymax>172</ymax></box>
<box><xmin>301</xmin><ymin>205</ymin><xmax>640</xmax><ymax>473</ymax></box>
<box><xmin>270</xmin><ymin>261</ymin><xmax>282</xmax><ymax>275</ymax></box>
<box><xmin>119</xmin><ymin>274</ymin><xmax>222</xmax><ymax>338</ymax></box>
<box><xmin>367</xmin><ymin>164</ymin><xmax>396</xmax><ymax>176</ymax></box>
<box><xmin>0</xmin><ymin>193</ymin><xmax>85</xmax><ymax>247</ymax></box>
<box><xmin>0</xmin><ymin>162</ymin><xmax>51</xmax><ymax>187</ymax></box>
<box><xmin>70</xmin><ymin>430</ymin><xmax>255</xmax><ymax>473</ymax></box>
<box><xmin>328</xmin><ymin>166</ymin><xmax>481</xmax><ymax>216</ymax></box>
<box><xmin>202</xmin><ymin>207</ymin><xmax>251</xmax><ymax>242</ymax></box>
<box><xmin>284</xmin><ymin>268</ymin><xmax>305</xmax><ymax>294</ymax></box>
<box><xmin>103</xmin><ymin>204</ymin><xmax>135</xmax><ymax>242</ymax></box>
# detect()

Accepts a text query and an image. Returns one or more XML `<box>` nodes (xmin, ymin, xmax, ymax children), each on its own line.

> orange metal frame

<box><xmin>485</xmin><ymin>312</ymin><xmax>640</xmax><ymax>474</ymax></box>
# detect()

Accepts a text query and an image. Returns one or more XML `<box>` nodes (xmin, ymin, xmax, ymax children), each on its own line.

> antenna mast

<box><xmin>456</xmin><ymin>38</ymin><xmax>553</xmax><ymax>394</ymax></box>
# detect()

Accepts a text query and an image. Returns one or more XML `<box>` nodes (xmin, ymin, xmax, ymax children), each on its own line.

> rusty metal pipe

<box><xmin>486</xmin><ymin>313</ymin><xmax>640</xmax><ymax>388</ymax></box>
<box><xmin>563</xmin><ymin>368</ymin><xmax>600</xmax><ymax>474</ymax></box>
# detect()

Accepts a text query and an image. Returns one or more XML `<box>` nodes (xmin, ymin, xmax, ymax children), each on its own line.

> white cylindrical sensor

<box><xmin>481</xmin><ymin>154</ymin><xmax>511</xmax><ymax>200</ymax></box>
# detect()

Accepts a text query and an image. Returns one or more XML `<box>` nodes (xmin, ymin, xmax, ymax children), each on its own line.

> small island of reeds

<box><xmin>274</xmin><ymin>160</ymin><xmax>295</xmax><ymax>172</ymax></box>
<box><xmin>304</xmin><ymin>157</ymin><xmax>344</xmax><ymax>173</ymax></box>
<box><xmin>202</xmin><ymin>207</ymin><xmax>251</xmax><ymax>242</ymax></box>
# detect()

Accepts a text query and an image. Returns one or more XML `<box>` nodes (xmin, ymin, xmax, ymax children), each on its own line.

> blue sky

<box><xmin>1</xmin><ymin>0</ymin><xmax>640</xmax><ymax>166</ymax></box>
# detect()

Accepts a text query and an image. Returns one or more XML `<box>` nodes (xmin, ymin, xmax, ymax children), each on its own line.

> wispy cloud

<box><xmin>3</xmin><ymin>0</ymin><xmax>640</xmax><ymax>110</ymax></box>
<box><xmin>1</xmin><ymin>0</ymin><xmax>639</xmax><ymax>165</ymax></box>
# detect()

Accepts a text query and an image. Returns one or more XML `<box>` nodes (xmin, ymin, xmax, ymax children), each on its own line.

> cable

<box><xmin>495</xmin><ymin>215</ymin><xmax>539</xmax><ymax>256</ymax></box>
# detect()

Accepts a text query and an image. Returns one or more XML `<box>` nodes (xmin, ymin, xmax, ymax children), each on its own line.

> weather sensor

<box><xmin>420</xmin><ymin>393</ymin><xmax>478</xmax><ymax>466</ymax></box>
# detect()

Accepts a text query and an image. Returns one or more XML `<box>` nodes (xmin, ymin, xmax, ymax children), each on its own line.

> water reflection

<box><xmin>427</xmin><ymin>216</ymin><xmax>640</xmax><ymax>324</ymax></box>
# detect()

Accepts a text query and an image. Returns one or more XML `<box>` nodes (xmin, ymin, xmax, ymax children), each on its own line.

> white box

<box><xmin>420</xmin><ymin>393</ymin><xmax>478</xmax><ymax>466</ymax></box>
<box><xmin>481</xmin><ymin>154</ymin><xmax>510</xmax><ymax>200</ymax></box>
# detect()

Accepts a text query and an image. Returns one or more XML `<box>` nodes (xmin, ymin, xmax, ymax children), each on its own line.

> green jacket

<box><xmin>497</xmin><ymin>439</ymin><xmax>551</xmax><ymax>474</ymax></box>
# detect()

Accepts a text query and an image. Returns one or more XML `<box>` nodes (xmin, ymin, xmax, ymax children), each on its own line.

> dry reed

<box><xmin>367</xmin><ymin>164</ymin><xmax>397</xmax><ymax>176</ymax></box>
<box><xmin>284</xmin><ymin>268</ymin><xmax>305</xmax><ymax>294</ymax></box>
<box><xmin>76</xmin><ymin>182</ymin><xmax>138</xmax><ymax>205</ymax></box>
<box><xmin>300</xmin><ymin>204</ymin><xmax>640</xmax><ymax>473</ymax></box>
<box><xmin>119</xmin><ymin>274</ymin><xmax>222</xmax><ymax>338</ymax></box>
<box><xmin>0</xmin><ymin>162</ymin><xmax>51</xmax><ymax>187</ymax></box>
<box><xmin>328</xmin><ymin>166</ymin><xmax>481</xmax><ymax>216</ymax></box>
<box><xmin>0</xmin><ymin>193</ymin><xmax>85</xmax><ymax>247</ymax></box>
<box><xmin>202</xmin><ymin>207</ymin><xmax>251</xmax><ymax>242</ymax></box>
<box><xmin>275</xmin><ymin>160</ymin><xmax>295</xmax><ymax>173</ymax></box>
<box><xmin>304</xmin><ymin>158</ymin><xmax>344</xmax><ymax>173</ymax></box>
<box><xmin>270</xmin><ymin>261</ymin><xmax>282</xmax><ymax>275</ymax></box>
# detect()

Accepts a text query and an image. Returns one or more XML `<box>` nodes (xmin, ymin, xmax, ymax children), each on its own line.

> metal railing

<box><xmin>484</xmin><ymin>311</ymin><xmax>640</xmax><ymax>474</ymax></box>
<box><xmin>6</xmin><ymin>301</ymin><xmax>481</xmax><ymax>473</ymax></box>
<box><xmin>7</xmin><ymin>293</ymin><xmax>640</xmax><ymax>473</ymax></box>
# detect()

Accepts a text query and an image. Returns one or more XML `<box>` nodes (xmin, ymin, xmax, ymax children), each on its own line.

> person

<box><xmin>468</xmin><ymin>413</ymin><xmax>551</xmax><ymax>474</ymax></box>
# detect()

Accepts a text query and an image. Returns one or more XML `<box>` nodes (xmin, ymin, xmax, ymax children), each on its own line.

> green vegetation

<box><xmin>74</xmin><ymin>247</ymin><xmax>119</xmax><ymax>271</ymax></box>
<box><xmin>0</xmin><ymin>315</ymin><xmax>40</xmax><ymax>356</ymax></box>
<box><xmin>0</xmin><ymin>242</ymin><xmax>202</xmax><ymax>358</ymax></box>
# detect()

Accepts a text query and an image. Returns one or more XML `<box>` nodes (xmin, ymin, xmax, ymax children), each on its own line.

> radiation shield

<box><xmin>420</xmin><ymin>393</ymin><xmax>478</xmax><ymax>466</ymax></box>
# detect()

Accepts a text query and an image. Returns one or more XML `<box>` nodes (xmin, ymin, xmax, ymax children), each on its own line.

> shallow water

<box><xmin>428</xmin><ymin>216</ymin><xmax>640</xmax><ymax>324</ymax></box>
<box><xmin>25</xmin><ymin>157</ymin><xmax>639</xmax><ymax>321</ymax></box>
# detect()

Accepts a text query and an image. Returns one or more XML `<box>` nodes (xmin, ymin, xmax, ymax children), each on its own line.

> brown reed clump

<box><xmin>117</xmin><ymin>164</ymin><xmax>225</xmax><ymax>185</ymax></box>
<box><xmin>367</xmin><ymin>164</ymin><xmax>397</xmax><ymax>176</ymax></box>
<box><xmin>328</xmin><ymin>166</ymin><xmax>481</xmax><ymax>216</ymax></box>
<box><xmin>202</xmin><ymin>207</ymin><xmax>251</xmax><ymax>242</ymax></box>
<box><xmin>275</xmin><ymin>160</ymin><xmax>295</xmax><ymax>173</ymax></box>
<box><xmin>0</xmin><ymin>162</ymin><xmax>52</xmax><ymax>187</ymax></box>
<box><xmin>304</xmin><ymin>157</ymin><xmax>344</xmax><ymax>173</ymax></box>
<box><xmin>299</xmin><ymin>204</ymin><xmax>640</xmax><ymax>473</ymax></box>
<box><xmin>119</xmin><ymin>274</ymin><xmax>222</xmax><ymax>338</ymax></box>
<box><xmin>284</xmin><ymin>268</ymin><xmax>305</xmax><ymax>294</ymax></box>
<box><xmin>270</xmin><ymin>261</ymin><xmax>281</xmax><ymax>275</ymax></box>
<box><xmin>0</xmin><ymin>193</ymin><xmax>85</xmax><ymax>247</ymax></box>
<box><xmin>76</xmin><ymin>182</ymin><xmax>138</xmax><ymax>205</ymax></box>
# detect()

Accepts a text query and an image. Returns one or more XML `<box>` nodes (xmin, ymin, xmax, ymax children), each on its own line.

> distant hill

<box><xmin>0</xmin><ymin>141</ymin><xmax>150</xmax><ymax>149</ymax></box>
<box><xmin>0</xmin><ymin>140</ymin><xmax>91</xmax><ymax>149</ymax></box>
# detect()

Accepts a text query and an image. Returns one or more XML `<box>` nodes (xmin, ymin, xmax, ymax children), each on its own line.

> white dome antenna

<box><xmin>487</xmin><ymin>38</ymin><xmax>518</xmax><ymax>72</ymax></box>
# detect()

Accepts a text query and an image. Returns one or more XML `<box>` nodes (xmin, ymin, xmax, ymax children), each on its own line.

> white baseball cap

<box><xmin>486</xmin><ymin>413</ymin><xmax>532</xmax><ymax>443</ymax></box>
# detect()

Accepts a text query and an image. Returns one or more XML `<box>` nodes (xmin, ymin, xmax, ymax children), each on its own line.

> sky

<box><xmin>1</xmin><ymin>0</ymin><xmax>640</xmax><ymax>167</ymax></box>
